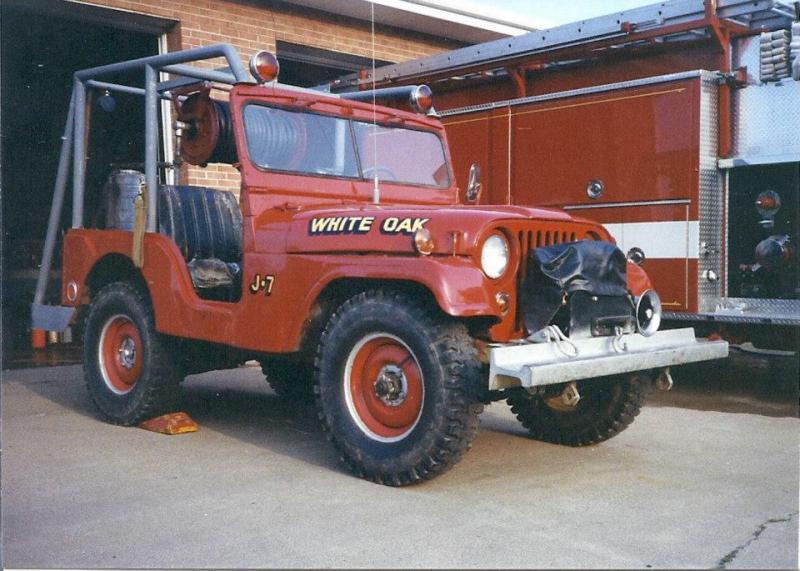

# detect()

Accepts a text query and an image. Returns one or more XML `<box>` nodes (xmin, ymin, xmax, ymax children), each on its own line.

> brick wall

<box><xmin>80</xmin><ymin>0</ymin><xmax>461</xmax><ymax>194</ymax></box>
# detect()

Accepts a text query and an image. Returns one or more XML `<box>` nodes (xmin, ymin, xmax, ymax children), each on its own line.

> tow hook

<box><xmin>656</xmin><ymin>367</ymin><xmax>674</xmax><ymax>391</ymax></box>
<box><xmin>560</xmin><ymin>381</ymin><xmax>581</xmax><ymax>406</ymax></box>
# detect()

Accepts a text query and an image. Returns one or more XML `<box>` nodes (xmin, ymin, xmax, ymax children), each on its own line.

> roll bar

<box><xmin>32</xmin><ymin>44</ymin><xmax>250</xmax><ymax>329</ymax></box>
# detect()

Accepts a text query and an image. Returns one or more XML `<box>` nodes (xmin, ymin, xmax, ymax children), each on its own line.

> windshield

<box><xmin>352</xmin><ymin>121</ymin><xmax>450</xmax><ymax>188</ymax></box>
<box><xmin>243</xmin><ymin>103</ymin><xmax>451</xmax><ymax>188</ymax></box>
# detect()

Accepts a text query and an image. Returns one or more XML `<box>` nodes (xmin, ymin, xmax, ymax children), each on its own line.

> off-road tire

<box><xmin>314</xmin><ymin>290</ymin><xmax>484</xmax><ymax>486</ymax></box>
<box><xmin>260</xmin><ymin>357</ymin><xmax>315</xmax><ymax>403</ymax></box>
<box><xmin>84</xmin><ymin>282</ymin><xmax>180</xmax><ymax>425</ymax></box>
<box><xmin>506</xmin><ymin>372</ymin><xmax>653</xmax><ymax>446</ymax></box>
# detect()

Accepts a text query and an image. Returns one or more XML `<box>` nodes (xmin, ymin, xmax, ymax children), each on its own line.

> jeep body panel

<box><xmin>282</xmin><ymin>205</ymin><xmax>587</xmax><ymax>255</ymax></box>
<box><xmin>62</xmin><ymin>228</ymin><xmax>512</xmax><ymax>352</ymax></box>
<box><xmin>63</xmin><ymin>198</ymin><xmax>641</xmax><ymax>354</ymax></box>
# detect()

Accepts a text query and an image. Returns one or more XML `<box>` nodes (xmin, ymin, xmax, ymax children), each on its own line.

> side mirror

<box><xmin>465</xmin><ymin>163</ymin><xmax>482</xmax><ymax>203</ymax></box>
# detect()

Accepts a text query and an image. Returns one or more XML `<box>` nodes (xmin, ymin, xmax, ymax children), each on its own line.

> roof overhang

<box><xmin>280</xmin><ymin>0</ymin><xmax>541</xmax><ymax>43</ymax></box>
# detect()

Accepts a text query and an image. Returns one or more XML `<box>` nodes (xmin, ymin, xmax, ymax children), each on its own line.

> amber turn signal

<box><xmin>249</xmin><ymin>51</ymin><xmax>280</xmax><ymax>83</ymax></box>
<box><xmin>495</xmin><ymin>291</ymin><xmax>510</xmax><ymax>313</ymax></box>
<box><xmin>413</xmin><ymin>228</ymin><xmax>435</xmax><ymax>255</ymax></box>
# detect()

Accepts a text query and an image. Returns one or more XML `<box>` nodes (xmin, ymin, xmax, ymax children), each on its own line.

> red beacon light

<box><xmin>249</xmin><ymin>51</ymin><xmax>280</xmax><ymax>83</ymax></box>
<box><xmin>410</xmin><ymin>84</ymin><xmax>433</xmax><ymax>114</ymax></box>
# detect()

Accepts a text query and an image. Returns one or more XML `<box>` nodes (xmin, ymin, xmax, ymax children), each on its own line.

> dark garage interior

<box><xmin>276</xmin><ymin>40</ymin><xmax>391</xmax><ymax>87</ymax></box>
<box><xmin>1</xmin><ymin>1</ymin><xmax>163</xmax><ymax>363</ymax></box>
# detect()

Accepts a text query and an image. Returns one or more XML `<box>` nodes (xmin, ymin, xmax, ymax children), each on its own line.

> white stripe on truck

<box><xmin>603</xmin><ymin>221</ymin><xmax>699</xmax><ymax>259</ymax></box>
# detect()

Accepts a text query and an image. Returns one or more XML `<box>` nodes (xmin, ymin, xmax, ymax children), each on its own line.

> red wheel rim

<box><xmin>344</xmin><ymin>333</ymin><xmax>424</xmax><ymax>442</ymax></box>
<box><xmin>98</xmin><ymin>314</ymin><xmax>143</xmax><ymax>395</ymax></box>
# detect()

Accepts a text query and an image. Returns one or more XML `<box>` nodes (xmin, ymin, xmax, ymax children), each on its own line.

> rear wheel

<box><xmin>84</xmin><ymin>282</ymin><xmax>180</xmax><ymax>425</ymax></box>
<box><xmin>315</xmin><ymin>290</ymin><xmax>483</xmax><ymax>486</ymax></box>
<box><xmin>506</xmin><ymin>372</ymin><xmax>653</xmax><ymax>446</ymax></box>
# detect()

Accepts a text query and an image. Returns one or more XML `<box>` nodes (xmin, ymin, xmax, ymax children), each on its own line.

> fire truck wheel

<box><xmin>259</xmin><ymin>358</ymin><xmax>314</xmax><ymax>403</ymax></box>
<box><xmin>314</xmin><ymin>290</ymin><xmax>484</xmax><ymax>486</ymax></box>
<box><xmin>506</xmin><ymin>372</ymin><xmax>653</xmax><ymax>446</ymax></box>
<box><xmin>83</xmin><ymin>282</ymin><xmax>180</xmax><ymax>425</ymax></box>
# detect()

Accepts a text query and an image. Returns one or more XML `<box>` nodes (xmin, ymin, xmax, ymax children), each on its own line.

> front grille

<box><xmin>515</xmin><ymin>228</ymin><xmax>580</xmax><ymax>298</ymax></box>
<box><xmin>515</xmin><ymin>229</ymin><xmax>579</xmax><ymax>278</ymax></box>
<box><xmin>508</xmin><ymin>221</ymin><xmax>593</xmax><ymax>333</ymax></box>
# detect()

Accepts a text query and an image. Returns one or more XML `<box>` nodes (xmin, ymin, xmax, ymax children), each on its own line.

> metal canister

<box><xmin>106</xmin><ymin>169</ymin><xmax>143</xmax><ymax>231</ymax></box>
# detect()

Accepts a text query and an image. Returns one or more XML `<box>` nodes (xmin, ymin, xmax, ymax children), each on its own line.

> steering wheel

<box><xmin>363</xmin><ymin>165</ymin><xmax>398</xmax><ymax>181</ymax></box>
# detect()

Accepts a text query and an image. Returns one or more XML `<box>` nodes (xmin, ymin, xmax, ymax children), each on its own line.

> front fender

<box><xmin>627</xmin><ymin>261</ymin><xmax>654</xmax><ymax>297</ymax></box>
<box><xmin>296</xmin><ymin>254</ymin><xmax>503</xmax><ymax>319</ymax></box>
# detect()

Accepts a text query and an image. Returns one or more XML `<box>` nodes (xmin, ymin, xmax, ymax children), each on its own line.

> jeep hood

<box><xmin>278</xmin><ymin>204</ymin><xmax>610</xmax><ymax>256</ymax></box>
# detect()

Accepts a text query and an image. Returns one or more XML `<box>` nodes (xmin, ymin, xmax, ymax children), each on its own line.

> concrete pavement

<box><xmin>2</xmin><ymin>363</ymin><xmax>798</xmax><ymax>568</ymax></box>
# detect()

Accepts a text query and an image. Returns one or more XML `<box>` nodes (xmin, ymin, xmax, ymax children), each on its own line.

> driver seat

<box><xmin>158</xmin><ymin>185</ymin><xmax>243</xmax><ymax>301</ymax></box>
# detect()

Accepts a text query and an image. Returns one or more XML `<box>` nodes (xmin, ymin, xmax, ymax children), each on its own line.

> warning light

<box><xmin>410</xmin><ymin>85</ymin><xmax>433</xmax><ymax>114</ymax></box>
<box><xmin>249</xmin><ymin>51</ymin><xmax>280</xmax><ymax>83</ymax></box>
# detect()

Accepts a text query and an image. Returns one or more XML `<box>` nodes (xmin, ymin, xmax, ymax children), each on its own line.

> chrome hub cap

<box><xmin>373</xmin><ymin>364</ymin><xmax>408</xmax><ymax>406</ymax></box>
<box><xmin>118</xmin><ymin>336</ymin><xmax>137</xmax><ymax>369</ymax></box>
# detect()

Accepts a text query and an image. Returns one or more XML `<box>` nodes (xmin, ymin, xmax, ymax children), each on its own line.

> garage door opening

<box><xmin>276</xmin><ymin>40</ymin><xmax>393</xmax><ymax>87</ymax></box>
<box><xmin>1</xmin><ymin>1</ymin><xmax>173</xmax><ymax>365</ymax></box>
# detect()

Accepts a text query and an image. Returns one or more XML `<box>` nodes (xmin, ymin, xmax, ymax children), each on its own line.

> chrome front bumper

<box><xmin>488</xmin><ymin>328</ymin><xmax>729</xmax><ymax>390</ymax></box>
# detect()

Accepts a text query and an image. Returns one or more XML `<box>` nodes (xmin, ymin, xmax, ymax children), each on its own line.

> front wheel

<box><xmin>314</xmin><ymin>290</ymin><xmax>484</xmax><ymax>486</ymax></box>
<box><xmin>506</xmin><ymin>372</ymin><xmax>653</xmax><ymax>446</ymax></box>
<box><xmin>84</xmin><ymin>282</ymin><xmax>180</xmax><ymax>425</ymax></box>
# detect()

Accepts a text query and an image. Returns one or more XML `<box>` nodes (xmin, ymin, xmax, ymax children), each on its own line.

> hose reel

<box><xmin>176</xmin><ymin>88</ymin><xmax>236</xmax><ymax>166</ymax></box>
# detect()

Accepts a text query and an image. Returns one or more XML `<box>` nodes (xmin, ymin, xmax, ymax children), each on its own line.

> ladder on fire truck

<box><xmin>328</xmin><ymin>0</ymin><xmax>796</xmax><ymax>91</ymax></box>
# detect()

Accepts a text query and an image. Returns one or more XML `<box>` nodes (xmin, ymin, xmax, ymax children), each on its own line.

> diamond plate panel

<box><xmin>667</xmin><ymin>298</ymin><xmax>800</xmax><ymax>325</ymax></box>
<box><xmin>730</xmin><ymin>36</ymin><xmax>800</xmax><ymax>163</ymax></box>
<box><xmin>698</xmin><ymin>75</ymin><xmax>725</xmax><ymax>312</ymax></box>
<box><xmin>733</xmin><ymin>35</ymin><xmax>763</xmax><ymax>81</ymax></box>
<box><xmin>715</xmin><ymin>297</ymin><xmax>800</xmax><ymax>322</ymax></box>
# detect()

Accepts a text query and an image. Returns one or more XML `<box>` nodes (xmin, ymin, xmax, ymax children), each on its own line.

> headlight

<box><xmin>481</xmin><ymin>233</ymin><xmax>510</xmax><ymax>279</ymax></box>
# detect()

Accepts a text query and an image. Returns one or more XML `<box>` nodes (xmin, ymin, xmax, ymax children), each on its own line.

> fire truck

<box><xmin>330</xmin><ymin>0</ymin><xmax>800</xmax><ymax>349</ymax></box>
<box><xmin>31</xmin><ymin>45</ymin><xmax>727</xmax><ymax>485</ymax></box>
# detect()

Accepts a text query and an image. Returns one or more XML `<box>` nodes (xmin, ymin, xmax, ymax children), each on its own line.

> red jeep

<box><xmin>32</xmin><ymin>46</ymin><xmax>727</xmax><ymax>485</ymax></box>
